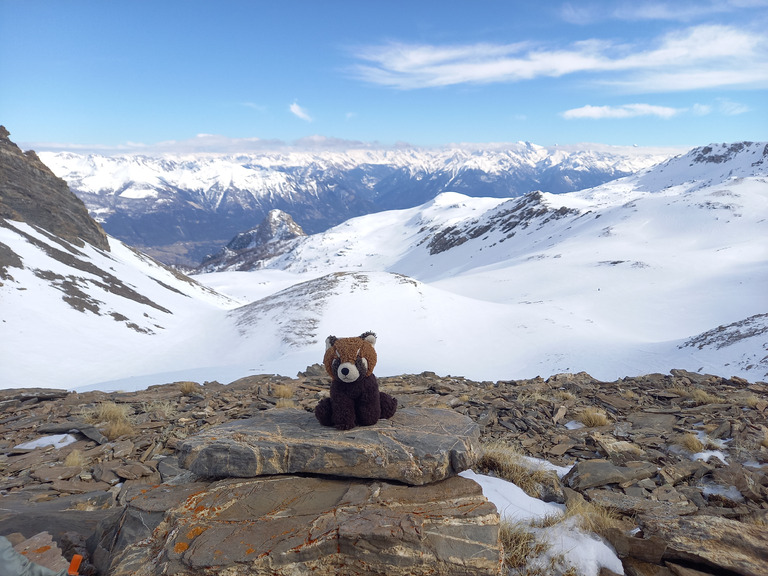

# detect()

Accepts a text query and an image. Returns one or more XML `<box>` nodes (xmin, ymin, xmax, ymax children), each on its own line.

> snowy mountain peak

<box><xmin>631</xmin><ymin>140</ymin><xmax>768</xmax><ymax>194</ymax></box>
<box><xmin>690</xmin><ymin>141</ymin><xmax>767</xmax><ymax>167</ymax></box>
<box><xmin>229</xmin><ymin>209</ymin><xmax>306</xmax><ymax>250</ymax></box>
<box><xmin>197</xmin><ymin>209</ymin><xmax>306</xmax><ymax>272</ymax></box>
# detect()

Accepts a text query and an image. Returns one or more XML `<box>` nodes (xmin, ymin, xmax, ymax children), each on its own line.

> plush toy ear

<box><xmin>325</xmin><ymin>336</ymin><xmax>337</xmax><ymax>350</ymax></box>
<box><xmin>360</xmin><ymin>331</ymin><xmax>376</xmax><ymax>347</ymax></box>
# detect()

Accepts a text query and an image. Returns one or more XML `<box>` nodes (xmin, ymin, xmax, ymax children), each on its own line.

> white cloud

<box><xmin>716</xmin><ymin>98</ymin><xmax>750</xmax><ymax>115</ymax></box>
<box><xmin>562</xmin><ymin>103</ymin><xmax>683</xmax><ymax>119</ymax></box>
<box><xmin>242</xmin><ymin>102</ymin><xmax>267</xmax><ymax>113</ymax></box>
<box><xmin>692</xmin><ymin>103</ymin><xmax>713</xmax><ymax>115</ymax></box>
<box><xmin>351</xmin><ymin>25</ymin><xmax>768</xmax><ymax>92</ymax></box>
<box><xmin>290</xmin><ymin>101</ymin><xmax>313</xmax><ymax>122</ymax></box>
<box><xmin>562</xmin><ymin>1</ymin><xmax>768</xmax><ymax>24</ymax></box>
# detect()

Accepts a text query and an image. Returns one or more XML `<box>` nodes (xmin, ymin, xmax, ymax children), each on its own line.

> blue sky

<box><xmin>1</xmin><ymin>0</ymin><xmax>767</xmax><ymax>151</ymax></box>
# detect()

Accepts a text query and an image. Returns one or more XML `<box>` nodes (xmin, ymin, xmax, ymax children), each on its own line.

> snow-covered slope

<box><xmin>195</xmin><ymin>141</ymin><xmax>768</xmax><ymax>383</ymax></box>
<box><xmin>3</xmin><ymin>140</ymin><xmax>765</xmax><ymax>390</ymax></box>
<box><xmin>0</xmin><ymin>219</ymin><xmax>238</xmax><ymax>388</ymax></box>
<box><xmin>38</xmin><ymin>144</ymin><xmax>677</xmax><ymax>266</ymax></box>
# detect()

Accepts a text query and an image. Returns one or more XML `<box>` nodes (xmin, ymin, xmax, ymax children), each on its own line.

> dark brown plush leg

<box><xmin>379</xmin><ymin>392</ymin><xmax>397</xmax><ymax>419</ymax></box>
<box><xmin>314</xmin><ymin>397</ymin><xmax>333</xmax><ymax>426</ymax></box>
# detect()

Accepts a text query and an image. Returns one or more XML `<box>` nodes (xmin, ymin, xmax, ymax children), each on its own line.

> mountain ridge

<box><xmin>39</xmin><ymin>144</ymin><xmax>677</xmax><ymax>266</ymax></box>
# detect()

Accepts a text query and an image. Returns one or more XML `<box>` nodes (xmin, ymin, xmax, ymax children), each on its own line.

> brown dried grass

<box><xmin>477</xmin><ymin>441</ymin><xmax>554</xmax><ymax>499</ymax></box>
<box><xmin>677</xmin><ymin>433</ymin><xmax>704</xmax><ymax>453</ymax></box>
<box><xmin>498</xmin><ymin>521</ymin><xmax>550</xmax><ymax>571</ymax></box>
<box><xmin>578</xmin><ymin>406</ymin><xmax>610</xmax><ymax>427</ymax></box>
<box><xmin>178</xmin><ymin>381</ymin><xmax>199</xmax><ymax>396</ymax></box>
<box><xmin>273</xmin><ymin>384</ymin><xmax>294</xmax><ymax>399</ymax></box>
<box><xmin>63</xmin><ymin>449</ymin><xmax>84</xmax><ymax>468</ymax></box>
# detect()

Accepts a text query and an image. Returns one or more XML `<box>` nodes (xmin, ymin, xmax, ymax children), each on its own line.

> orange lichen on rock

<box><xmin>186</xmin><ymin>526</ymin><xmax>207</xmax><ymax>539</ymax></box>
<box><xmin>174</xmin><ymin>542</ymin><xmax>189</xmax><ymax>554</ymax></box>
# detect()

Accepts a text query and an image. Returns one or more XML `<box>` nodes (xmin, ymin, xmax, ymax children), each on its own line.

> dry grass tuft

<box><xmin>498</xmin><ymin>521</ymin><xmax>549</xmax><ymax>571</ymax></box>
<box><xmin>104</xmin><ymin>419</ymin><xmax>134</xmax><ymax>440</ymax></box>
<box><xmin>63</xmin><ymin>449</ymin><xmax>84</xmax><ymax>468</ymax></box>
<box><xmin>146</xmin><ymin>400</ymin><xmax>177</xmax><ymax>420</ymax></box>
<box><xmin>677</xmin><ymin>433</ymin><xmax>704</xmax><ymax>453</ymax></box>
<box><xmin>275</xmin><ymin>398</ymin><xmax>296</xmax><ymax>409</ymax></box>
<box><xmin>83</xmin><ymin>401</ymin><xmax>135</xmax><ymax>440</ymax></box>
<box><xmin>553</xmin><ymin>390</ymin><xmax>575</xmax><ymax>402</ymax></box>
<box><xmin>578</xmin><ymin>406</ymin><xmax>610</xmax><ymax>427</ymax></box>
<box><xmin>83</xmin><ymin>401</ymin><xmax>132</xmax><ymax>424</ymax></box>
<box><xmin>178</xmin><ymin>381</ymin><xmax>199</xmax><ymax>396</ymax></box>
<box><xmin>517</xmin><ymin>390</ymin><xmax>548</xmax><ymax>406</ymax></box>
<box><xmin>273</xmin><ymin>384</ymin><xmax>294</xmax><ymax>399</ymax></box>
<box><xmin>566</xmin><ymin>498</ymin><xmax>624</xmax><ymax>539</ymax></box>
<box><xmin>669</xmin><ymin>386</ymin><xmax>722</xmax><ymax>405</ymax></box>
<box><xmin>689</xmin><ymin>388</ymin><xmax>723</xmax><ymax>405</ymax></box>
<box><xmin>476</xmin><ymin>441</ymin><xmax>555</xmax><ymax>499</ymax></box>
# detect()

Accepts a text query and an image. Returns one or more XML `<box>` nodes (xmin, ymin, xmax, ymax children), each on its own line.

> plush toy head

<box><xmin>324</xmin><ymin>331</ymin><xmax>377</xmax><ymax>383</ymax></box>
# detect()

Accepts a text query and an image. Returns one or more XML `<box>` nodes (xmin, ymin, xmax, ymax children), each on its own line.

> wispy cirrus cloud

<box><xmin>562</xmin><ymin>97</ymin><xmax>751</xmax><ymax>120</ymax></box>
<box><xmin>350</xmin><ymin>24</ymin><xmax>768</xmax><ymax>92</ymax></box>
<box><xmin>289</xmin><ymin>101</ymin><xmax>313</xmax><ymax>122</ymax></box>
<box><xmin>561</xmin><ymin>1</ymin><xmax>768</xmax><ymax>24</ymax></box>
<box><xmin>562</xmin><ymin>104</ymin><xmax>683</xmax><ymax>119</ymax></box>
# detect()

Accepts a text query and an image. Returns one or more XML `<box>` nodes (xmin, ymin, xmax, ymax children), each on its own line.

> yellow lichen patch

<box><xmin>174</xmin><ymin>542</ymin><xmax>189</xmax><ymax>554</ymax></box>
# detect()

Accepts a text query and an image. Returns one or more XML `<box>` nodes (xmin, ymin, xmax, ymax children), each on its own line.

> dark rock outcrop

<box><xmin>0</xmin><ymin>126</ymin><xmax>109</xmax><ymax>251</ymax></box>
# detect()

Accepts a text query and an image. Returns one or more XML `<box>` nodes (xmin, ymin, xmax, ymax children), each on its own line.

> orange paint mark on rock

<box><xmin>174</xmin><ymin>542</ymin><xmax>189</xmax><ymax>554</ymax></box>
<box><xmin>34</xmin><ymin>546</ymin><xmax>51</xmax><ymax>553</ymax></box>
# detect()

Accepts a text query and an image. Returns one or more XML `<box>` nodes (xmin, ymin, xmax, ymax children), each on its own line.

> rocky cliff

<box><xmin>0</xmin><ymin>126</ymin><xmax>108</xmax><ymax>251</ymax></box>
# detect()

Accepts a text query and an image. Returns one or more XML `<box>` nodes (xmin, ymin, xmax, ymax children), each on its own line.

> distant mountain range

<box><xmin>39</xmin><ymin>144</ymin><xmax>677</xmax><ymax>267</ymax></box>
<box><xmin>3</xmin><ymin>125</ymin><xmax>766</xmax><ymax>390</ymax></box>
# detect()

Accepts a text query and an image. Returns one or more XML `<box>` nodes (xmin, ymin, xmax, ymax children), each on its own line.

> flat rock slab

<box><xmin>109</xmin><ymin>474</ymin><xmax>501</xmax><ymax>576</ymax></box>
<box><xmin>12</xmin><ymin>531</ymin><xmax>70</xmax><ymax>573</ymax></box>
<box><xmin>177</xmin><ymin>407</ymin><xmax>480</xmax><ymax>485</ymax></box>
<box><xmin>646</xmin><ymin>515</ymin><xmax>768</xmax><ymax>576</ymax></box>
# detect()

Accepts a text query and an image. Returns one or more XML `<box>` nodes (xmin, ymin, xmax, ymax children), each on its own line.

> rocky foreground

<box><xmin>1</xmin><ymin>367</ymin><xmax>767</xmax><ymax>576</ymax></box>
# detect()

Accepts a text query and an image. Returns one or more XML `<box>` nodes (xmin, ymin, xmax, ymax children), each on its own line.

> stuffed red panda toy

<box><xmin>314</xmin><ymin>331</ymin><xmax>397</xmax><ymax>430</ymax></box>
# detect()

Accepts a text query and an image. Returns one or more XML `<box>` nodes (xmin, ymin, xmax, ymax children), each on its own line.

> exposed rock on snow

<box><xmin>196</xmin><ymin>209</ymin><xmax>306</xmax><ymax>272</ymax></box>
<box><xmin>0</xmin><ymin>125</ymin><xmax>108</xmax><ymax>251</ymax></box>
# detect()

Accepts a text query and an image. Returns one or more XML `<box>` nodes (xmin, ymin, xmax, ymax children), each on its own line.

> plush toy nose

<box><xmin>337</xmin><ymin>362</ymin><xmax>360</xmax><ymax>382</ymax></box>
